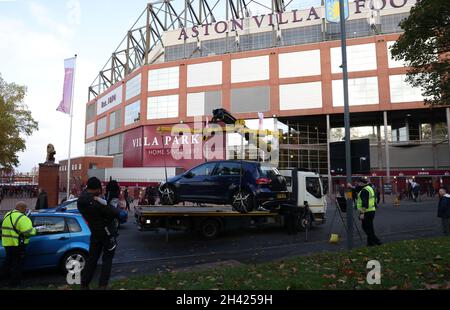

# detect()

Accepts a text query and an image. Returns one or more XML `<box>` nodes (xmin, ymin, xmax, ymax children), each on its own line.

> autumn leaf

<box><xmin>424</xmin><ymin>283</ymin><xmax>440</xmax><ymax>290</ymax></box>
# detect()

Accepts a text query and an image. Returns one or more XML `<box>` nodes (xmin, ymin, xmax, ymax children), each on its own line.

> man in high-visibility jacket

<box><xmin>1</xmin><ymin>201</ymin><xmax>36</xmax><ymax>287</ymax></box>
<box><xmin>355</xmin><ymin>178</ymin><xmax>382</xmax><ymax>247</ymax></box>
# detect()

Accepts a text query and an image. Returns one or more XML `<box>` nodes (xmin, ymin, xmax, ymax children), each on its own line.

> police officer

<box><xmin>1</xmin><ymin>201</ymin><xmax>36</xmax><ymax>287</ymax></box>
<box><xmin>77</xmin><ymin>177</ymin><xmax>121</xmax><ymax>290</ymax></box>
<box><xmin>355</xmin><ymin>178</ymin><xmax>382</xmax><ymax>246</ymax></box>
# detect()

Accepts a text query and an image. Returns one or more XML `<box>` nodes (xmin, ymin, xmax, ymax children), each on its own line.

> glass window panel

<box><xmin>332</xmin><ymin>77</ymin><xmax>379</xmax><ymax>106</ymax></box>
<box><xmin>231</xmin><ymin>56</ymin><xmax>269</xmax><ymax>83</ymax></box>
<box><xmin>86</xmin><ymin>122</ymin><xmax>95</xmax><ymax>139</ymax></box>
<box><xmin>389</xmin><ymin>74</ymin><xmax>424</xmax><ymax>103</ymax></box>
<box><xmin>331</xmin><ymin>43</ymin><xmax>377</xmax><ymax>73</ymax></box>
<box><xmin>124</xmin><ymin>101</ymin><xmax>141</xmax><ymax>126</ymax></box>
<box><xmin>97</xmin><ymin>117</ymin><xmax>107</xmax><ymax>135</ymax></box>
<box><xmin>148</xmin><ymin>67</ymin><xmax>179</xmax><ymax>91</ymax></box>
<box><xmin>125</xmin><ymin>73</ymin><xmax>141</xmax><ymax>100</ymax></box>
<box><xmin>147</xmin><ymin>95</ymin><xmax>179</xmax><ymax>120</ymax></box>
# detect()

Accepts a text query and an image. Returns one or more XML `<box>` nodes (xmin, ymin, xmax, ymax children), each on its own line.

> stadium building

<box><xmin>84</xmin><ymin>0</ymin><xmax>450</xmax><ymax>194</ymax></box>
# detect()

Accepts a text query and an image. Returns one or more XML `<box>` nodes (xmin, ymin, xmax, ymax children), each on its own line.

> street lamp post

<box><xmin>338</xmin><ymin>0</ymin><xmax>353</xmax><ymax>250</ymax></box>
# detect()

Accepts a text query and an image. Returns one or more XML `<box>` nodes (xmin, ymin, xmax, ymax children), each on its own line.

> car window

<box><xmin>189</xmin><ymin>163</ymin><xmax>216</xmax><ymax>177</ymax></box>
<box><xmin>33</xmin><ymin>217</ymin><xmax>67</xmax><ymax>235</ymax></box>
<box><xmin>66</xmin><ymin>217</ymin><xmax>82</xmax><ymax>233</ymax></box>
<box><xmin>65</xmin><ymin>201</ymin><xmax>78</xmax><ymax>211</ymax></box>
<box><xmin>306</xmin><ymin>177</ymin><xmax>322</xmax><ymax>199</ymax></box>
<box><xmin>260</xmin><ymin>166</ymin><xmax>281</xmax><ymax>178</ymax></box>
<box><xmin>215</xmin><ymin>162</ymin><xmax>242</xmax><ymax>176</ymax></box>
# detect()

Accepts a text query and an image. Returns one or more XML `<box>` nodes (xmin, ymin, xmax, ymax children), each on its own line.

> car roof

<box><xmin>31</xmin><ymin>211</ymin><xmax>81</xmax><ymax>218</ymax></box>
<box><xmin>199</xmin><ymin>160</ymin><xmax>260</xmax><ymax>165</ymax></box>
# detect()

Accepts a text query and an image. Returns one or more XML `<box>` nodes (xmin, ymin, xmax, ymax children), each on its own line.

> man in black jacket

<box><xmin>437</xmin><ymin>187</ymin><xmax>450</xmax><ymax>236</ymax></box>
<box><xmin>77</xmin><ymin>177</ymin><xmax>121</xmax><ymax>289</ymax></box>
<box><xmin>35</xmin><ymin>188</ymin><xmax>48</xmax><ymax>210</ymax></box>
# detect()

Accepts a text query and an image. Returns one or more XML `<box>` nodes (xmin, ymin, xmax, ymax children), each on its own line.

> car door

<box><xmin>25</xmin><ymin>216</ymin><xmax>71</xmax><ymax>269</ymax></box>
<box><xmin>177</xmin><ymin>162</ymin><xmax>217</xmax><ymax>202</ymax></box>
<box><xmin>212</xmin><ymin>162</ymin><xmax>243</xmax><ymax>201</ymax></box>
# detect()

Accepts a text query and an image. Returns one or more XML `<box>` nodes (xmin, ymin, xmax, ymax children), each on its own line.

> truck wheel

<box><xmin>160</xmin><ymin>185</ymin><xmax>177</xmax><ymax>205</ymax></box>
<box><xmin>199</xmin><ymin>219</ymin><xmax>221</xmax><ymax>239</ymax></box>
<box><xmin>232</xmin><ymin>190</ymin><xmax>254</xmax><ymax>213</ymax></box>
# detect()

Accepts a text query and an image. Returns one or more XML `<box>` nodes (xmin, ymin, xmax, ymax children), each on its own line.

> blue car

<box><xmin>40</xmin><ymin>198</ymin><xmax>128</xmax><ymax>225</ymax></box>
<box><xmin>0</xmin><ymin>212</ymin><xmax>90</xmax><ymax>274</ymax></box>
<box><xmin>159</xmin><ymin>160</ymin><xmax>288</xmax><ymax>213</ymax></box>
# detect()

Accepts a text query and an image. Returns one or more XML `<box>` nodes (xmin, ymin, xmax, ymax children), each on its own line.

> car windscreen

<box><xmin>259</xmin><ymin>166</ymin><xmax>281</xmax><ymax>178</ymax></box>
<box><xmin>306</xmin><ymin>177</ymin><xmax>322</xmax><ymax>199</ymax></box>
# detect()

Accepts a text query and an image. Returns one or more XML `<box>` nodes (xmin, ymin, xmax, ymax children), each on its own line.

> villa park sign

<box><xmin>177</xmin><ymin>0</ymin><xmax>411</xmax><ymax>40</ymax></box>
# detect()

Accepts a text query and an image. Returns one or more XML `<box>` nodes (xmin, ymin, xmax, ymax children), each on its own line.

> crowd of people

<box><xmin>0</xmin><ymin>185</ymin><xmax>38</xmax><ymax>203</ymax></box>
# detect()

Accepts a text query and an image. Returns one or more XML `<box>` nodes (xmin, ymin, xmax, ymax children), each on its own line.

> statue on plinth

<box><xmin>46</xmin><ymin>144</ymin><xmax>56</xmax><ymax>164</ymax></box>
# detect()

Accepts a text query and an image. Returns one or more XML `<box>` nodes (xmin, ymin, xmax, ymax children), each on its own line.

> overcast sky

<box><xmin>0</xmin><ymin>0</ymin><xmax>321</xmax><ymax>173</ymax></box>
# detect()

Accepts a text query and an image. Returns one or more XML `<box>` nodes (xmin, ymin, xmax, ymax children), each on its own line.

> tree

<box><xmin>390</xmin><ymin>0</ymin><xmax>450</xmax><ymax>107</ymax></box>
<box><xmin>0</xmin><ymin>74</ymin><xmax>38</xmax><ymax>169</ymax></box>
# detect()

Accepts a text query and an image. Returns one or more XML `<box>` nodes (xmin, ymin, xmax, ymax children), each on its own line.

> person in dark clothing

<box><xmin>35</xmin><ymin>188</ymin><xmax>48</xmax><ymax>210</ymax></box>
<box><xmin>105</xmin><ymin>180</ymin><xmax>120</xmax><ymax>206</ymax></box>
<box><xmin>437</xmin><ymin>187</ymin><xmax>450</xmax><ymax>236</ymax></box>
<box><xmin>77</xmin><ymin>177</ymin><xmax>121</xmax><ymax>289</ymax></box>
<box><xmin>354</xmin><ymin>178</ymin><xmax>382</xmax><ymax>246</ymax></box>
<box><xmin>124</xmin><ymin>187</ymin><xmax>130</xmax><ymax>211</ymax></box>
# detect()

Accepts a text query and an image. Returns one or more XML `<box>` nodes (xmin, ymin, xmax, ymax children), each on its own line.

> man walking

<box><xmin>355</xmin><ymin>178</ymin><xmax>382</xmax><ymax>246</ymax></box>
<box><xmin>1</xmin><ymin>202</ymin><xmax>36</xmax><ymax>287</ymax></box>
<box><xmin>124</xmin><ymin>186</ymin><xmax>130</xmax><ymax>211</ymax></box>
<box><xmin>437</xmin><ymin>187</ymin><xmax>450</xmax><ymax>236</ymax></box>
<box><xmin>77</xmin><ymin>177</ymin><xmax>121</xmax><ymax>289</ymax></box>
<box><xmin>35</xmin><ymin>188</ymin><xmax>48</xmax><ymax>210</ymax></box>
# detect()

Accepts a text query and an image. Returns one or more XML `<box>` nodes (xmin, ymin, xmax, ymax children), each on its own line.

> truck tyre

<box><xmin>231</xmin><ymin>190</ymin><xmax>254</xmax><ymax>213</ymax></box>
<box><xmin>160</xmin><ymin>185</ymin><xmax>178</xmax><ymax>205</ymax></box>
<box><xmin>199</xmin><ymin>219</ymin><xmax>221</xmax><ymax>239</ymax></box>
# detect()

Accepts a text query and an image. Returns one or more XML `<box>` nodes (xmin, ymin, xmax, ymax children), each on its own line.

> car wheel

<box><xmin>199</xmin><ymin>219</ymin><xmax>221</xmax><ymax>239</ymax></box>
<box><xmin>61</xmin><ymin>250</ymin><xmax>88</xmax><ymax>275</ymax></box>
<box><xmin>160</xmin><ymin>185</ymin><xmax>178</xmax><ymax>205</ymax></box>
<box><xmin>232</xmin><ymin>190</ymin><xmax>254</xmax><ymax>213</ymax></box>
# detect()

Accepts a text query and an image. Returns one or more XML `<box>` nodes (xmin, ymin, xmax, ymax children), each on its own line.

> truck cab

<box><xmin>279</xmin><ymin>169</ymin><xmax>327</xmax><ymax>224</ymax></box>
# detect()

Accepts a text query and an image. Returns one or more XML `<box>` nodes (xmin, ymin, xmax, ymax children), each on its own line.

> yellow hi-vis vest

<box><xmin>356</xmin><ymin>185</ymin><xmax>376</xmax><ymax>212</ymax></box>
<box><xmin>1</xmin><ymin>210</ymin><xmax>36</xmax><ymax>247</ymax></box>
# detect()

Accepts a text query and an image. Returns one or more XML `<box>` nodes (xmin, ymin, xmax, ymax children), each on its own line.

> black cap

<box><xmin>87</xmin><ymin>177</ymin><xmax>102</xmax><ymax>190</ymax></box>
<box><xmin>357</xmin><ymin>177</ymin><xmax>368</xmax><ymax>184</ymax></box>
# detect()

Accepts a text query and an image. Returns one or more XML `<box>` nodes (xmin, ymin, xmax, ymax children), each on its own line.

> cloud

<box><xmin>27</xmin><ymin>1</ymin><xmax>71</xmax><ymax>37</ymax></box>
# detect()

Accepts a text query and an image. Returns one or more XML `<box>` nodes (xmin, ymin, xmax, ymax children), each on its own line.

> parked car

<box><xmin>40</xmin><ymin>198</ymin><xmax>128</xmax><ymax>225</ymax></box>
<box><xmin>159</xmin><ymin>160</ymin><xmax>289</xmax><ymax>213</ymax></box>
<box><xmin>0</xmin><ymin>212</ymin><xmax>90</xmax><ymax>274</ymax></box>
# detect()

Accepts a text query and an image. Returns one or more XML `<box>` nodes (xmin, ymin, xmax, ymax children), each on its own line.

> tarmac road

<box><xmin>0</xmin><ymin>197</ymin><xmax>443</xmax><ymax>289</ymax></box>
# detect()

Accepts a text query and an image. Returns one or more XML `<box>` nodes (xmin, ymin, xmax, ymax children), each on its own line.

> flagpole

<box><xmin>67</xmin><ymin>54</ymin><xmax>77</xmax><ymax>200</ymax></box>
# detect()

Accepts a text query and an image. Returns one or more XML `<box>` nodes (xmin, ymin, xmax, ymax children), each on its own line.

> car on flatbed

<box><xmin>158</xmin><ymin>160</ymin><xmax>289</xmax><ymax>213</ymax></box>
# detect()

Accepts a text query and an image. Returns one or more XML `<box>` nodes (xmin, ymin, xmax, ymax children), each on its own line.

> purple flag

<box><xmin>57</xmin><ymin>57</ymin><xmax>76</xmax><ymax>114</ymax></box>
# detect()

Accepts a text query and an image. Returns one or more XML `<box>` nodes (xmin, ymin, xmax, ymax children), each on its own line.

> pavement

<box><xmin>0</xmin><ymin>196</ymin><xmax>444</xmax><ymax>289</ymax></box>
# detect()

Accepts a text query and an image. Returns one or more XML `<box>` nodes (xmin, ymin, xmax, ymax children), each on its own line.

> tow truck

<box><xmin>134</xmin><ymin>110</ymin><xmax>327</xmax><ymax>239</ymax></box>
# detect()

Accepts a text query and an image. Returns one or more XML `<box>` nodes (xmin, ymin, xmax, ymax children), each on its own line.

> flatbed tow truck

<box><xmin>134</xmin><ymin>109</ymin><xmax>327</xmax><ymax>239</ymax></box>
<box><xmin>135</xmin><ymin>168</ymin><xmax>327</xmax><ymax>240</ymax></box>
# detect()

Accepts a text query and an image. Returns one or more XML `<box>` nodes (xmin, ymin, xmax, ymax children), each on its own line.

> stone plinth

<box><xmin>38</xmin><ymin>163</ymin><xmax>60</xmax><ymax>208</ymax></box>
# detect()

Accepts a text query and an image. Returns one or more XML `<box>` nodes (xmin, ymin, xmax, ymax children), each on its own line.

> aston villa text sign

<box><xmin>177</xmin><ymin>0</ymin><xmax>410</xmax><ymax>40</ymax></box>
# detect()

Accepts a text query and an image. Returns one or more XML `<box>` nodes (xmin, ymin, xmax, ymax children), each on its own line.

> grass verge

<box><xmin>108</xmin><ymin>236</ymin><xmax>450</xmax><ymax>290</ymax></box>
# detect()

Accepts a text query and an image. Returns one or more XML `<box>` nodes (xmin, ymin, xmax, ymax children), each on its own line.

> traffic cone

<box><xmin>329</xmin><ymin>234</ymin><xmax>340</xmax><ymax>244</ymax></box>
<box><xmin>394</xmin><ymin>197</ymin><xmax>400</xmax><ymax>207</ymax></box>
